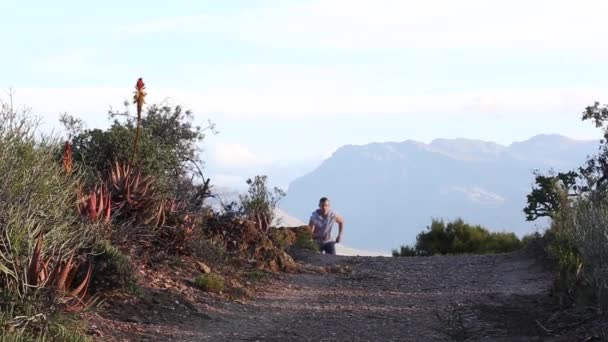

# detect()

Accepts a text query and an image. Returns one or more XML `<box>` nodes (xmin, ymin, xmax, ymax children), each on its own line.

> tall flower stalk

<box><xmin>63</xmin><ymin>141</ymin><xmax>73</xmax><ymax>175</ymax></box>
<box><xmin>129</xmin><ymin>78</ymin><xmax>147</xmax><ymax>168</ymax></box>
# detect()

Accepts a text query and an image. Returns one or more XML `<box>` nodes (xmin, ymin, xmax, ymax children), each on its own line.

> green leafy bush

<box><xmin>247</xmin><ymin>270</ymin><xmax>266</xmax><ymax>283</ymax></box>
<box><xmin>392</xmin><ymin>245</ymin><xmax>418</xmax><ymax>257</ymax></box>
<box><xmin>393</xmin><ymin>218</ymin><xmax>524</xmax><ymax>257</ymax></box>
<box><xmin>62</xmin><ymin>104</ymin><xmax>216</xmax><ymax>209</ymax></box>
<box><xmin>238</xmin><ymin>175</ymin><xmax>285</xmax><ymax>232</ymax></box>
<box><xmin>295</xmin><ymin>229</ymin><xmax>319</xmax><ymax>252</ymax></box>
<box><xmin>548</xmin><ymin>191</ymin><xmax>608</xmax><ymax>310</ymax></box>
<box><xmin>91</xmin><ymin>240</ymin><xmax>139</xmax><ymax>294</ymax></box>
<box><xmin>193</xmin><ymin>274</ymin><xmax>224</xmax><ymax>293</ymax></box>
<box><xmin>0</xmin><ymin>100</ymin><xmax>103</xmax><ymax>340</ymax></box>
<box><xmin>0</xmin><ymin>104</ymin><xmax>98</xmax><ymax>298</ymax></box>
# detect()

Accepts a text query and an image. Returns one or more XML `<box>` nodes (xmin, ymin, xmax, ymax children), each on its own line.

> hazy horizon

<box><xmin>2</xmin><ymin>0</ymin><xmax>608</xmax><ymax>190</ymax></box>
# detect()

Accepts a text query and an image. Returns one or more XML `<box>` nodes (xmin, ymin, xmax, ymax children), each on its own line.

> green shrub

<box><xmin>193</xmin><ymin>274</ymin><xmax>224</xmax><ymax>293</ymax></box>
<box><xmin>237</xmin><ymin>175</ymin><xmax>285</xmax><ymax>231</ymax></box>
<box><xmin>269</xmin><ymin>229</ymin><xmax>289</xmax><ymax>248</ymax></box>
<box><xmin>392</xmin><ymin>245</ymin><xmax>418</xmax><ymax>257</ymax></box>
<box><xmin>295</xmin><ymin>230</ymin><xmax>319</xmax><ymax>252</ymax></box>
<box><xmin>62</xmin><ymin>104</ymin><xmax>216</xmax><ymax>211</ymax></box>
<box><xmin>0</xmin><ymin>104</ymin><xmax>98</xmax><ymax>299</ymax></box>
<box><xmin>527</xmin><ymin>178</ymin><xmax>608</xmax><ymax>310</ymax></box>
<box><xmin>550</xmin><ymin>192</ymin><xmax>608</xmax><ymax>311</ymax></box>
<box><xmin>247</xmin><ymin>270</ymin><xmax>266</xmax><ymax>283</ymax></box>
<box><xmin>522</xmin><ymin>99</ymin><xmax>608</xmax><ymax>312</ymax></box>
<box><xmin>91</xmin><ymin>240</ymin><xmax>138</xmax><ymax>293</ymax></box>
<box><xmin>393</xmin><ymin>218</ymin><xmax>524</xmax><ymax>257</ymax></box>
<box><xmin>521</xmin><ymin>232</ymin><xmax>541</xmax><ymax>247</ymax></box>
<box><xmin>0</xmin><ymin>292</ymin><xmax>92</xmax><ymax>342</ymax></box>
<box><xmin>0</xmin><ymin>101</ymin><xmax>101</xmax><ymax>340</ymax></box>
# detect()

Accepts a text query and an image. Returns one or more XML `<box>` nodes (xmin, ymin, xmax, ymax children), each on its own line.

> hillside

<box><xmin>281</xmin><ymin>134</ymin><xmax>598</xmax><ymax>252</ymax></box>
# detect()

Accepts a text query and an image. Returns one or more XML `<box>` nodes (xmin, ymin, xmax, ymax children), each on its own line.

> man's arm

<box><xmin>308</xmin><ymin>218</ymin><xmax>315</xmax><ymax>236</ymax></box>
<box><xmin>335</xmin><ymin>214</ymin><xmax>344</xmax><ymax>243</ymax></box>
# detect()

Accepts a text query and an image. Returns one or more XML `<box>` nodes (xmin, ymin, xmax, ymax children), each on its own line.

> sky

<box><xmin>2</xmin><ymin>0</ymin><xmax>608</xmax><ymax>190</ymax></box>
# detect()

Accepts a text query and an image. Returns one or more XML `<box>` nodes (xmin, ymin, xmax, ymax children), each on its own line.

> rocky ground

<box><xmin>85</xmin><ymin>245</ymin><xmax>608</xmax><ymax>342</ymax></box>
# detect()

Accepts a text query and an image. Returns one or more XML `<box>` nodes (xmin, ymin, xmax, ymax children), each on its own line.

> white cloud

<box><xmin>116</xmin><ymin>0</ymin><xmax>608</xmax><ymax>51</ymax></box>
<box><xmin>176</xmin><ymin>86</ymin><xmax>608</xmax><ymax>119</ymax></box>
<box><xmin>35</xmin><ymin>49</ymin><xmax>109</xmax><ymax>76</ymax></box>
<box><xmin>242</xmin><ymin>0</ymin><xmax>608</xmax><ymax>50</ymax></box>
<box><xmin>209</xmin><ymin>173</ymin><xmax>247</xmax><ymax>190</ymax></box>
<box><xmin>210</xmin><ymin>142</ymin><xmax>271</xmax><ymax>169</ymax></box>
<box><xmin>5</xmin><ymin>87</ymin><xmax>129</xmax><ymax>133</ymax></box>
<box><xmin>10</xmin><ymin>85</ymin><xmax>608</xmax><ymax>125</ymax></box>
<box><xmin>450</xmin><ymin>186</ymin><xmax>505</xmax><ymax>205</ymax></box>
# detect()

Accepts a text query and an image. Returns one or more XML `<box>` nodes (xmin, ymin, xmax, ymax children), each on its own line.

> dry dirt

<box><xmin>85</xmin><ymin>247</ymin><xmax>581</xmax><ymax>342</ymax></box>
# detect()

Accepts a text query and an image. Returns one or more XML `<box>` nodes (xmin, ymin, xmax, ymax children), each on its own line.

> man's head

<box><xmin>318</xmin><ymin>197</ymin><xmax>330</xmax><ymax>215</ymax></box>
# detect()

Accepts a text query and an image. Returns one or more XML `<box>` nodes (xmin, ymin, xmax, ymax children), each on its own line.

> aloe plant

<box><xmin>77</xmin><ymin>184</ymin><xmax>111</xmax><ymax>224</ymax></box>
<box><xmin>108</xmin><ymin>162</ymin><xmax>160</xmax><ymax>225</ymax></box>
<box><xmin>26</xmin><ymin>237</ymin><xmax>94</xmax><ymax>312</ymax></box>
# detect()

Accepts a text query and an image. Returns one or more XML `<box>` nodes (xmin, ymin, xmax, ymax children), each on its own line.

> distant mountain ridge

<box><xmin>281</xmin><ymin>134</ymin><xmax>599</xmax><ymax>252</ymax></box>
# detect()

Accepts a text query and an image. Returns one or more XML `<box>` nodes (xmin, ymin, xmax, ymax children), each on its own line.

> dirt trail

<box><xmin>181</xmin><ymin>249</ymin><xmax>552</xmax><ymax>342</ymax></box>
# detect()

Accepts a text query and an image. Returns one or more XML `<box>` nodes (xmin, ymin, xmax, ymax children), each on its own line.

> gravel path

<box><xmin>192</xmin><ymin>250</ymin><xmax>551</xmax><ymax>342</ymax></box>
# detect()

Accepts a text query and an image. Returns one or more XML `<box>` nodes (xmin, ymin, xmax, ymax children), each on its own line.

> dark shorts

<box><xmin>316</xmin><ymin>241</ymin><xmax>336</xmax><ymax>255</ymax></box>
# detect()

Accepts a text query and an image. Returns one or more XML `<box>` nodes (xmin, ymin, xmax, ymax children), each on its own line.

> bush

<box><xmin>193</xmin><ymin>274</ymin><xmax>224</xmax><ymax>293</ymax></box>
<box><xmin>549</xmin><ymin>191</ymin><xmax>608</xmax><ymax>311</ymax></box>
<box><xmin>523</xmin><ymin>100</ymin><xmax>608</xmax><ymax>313</ymax></box>
<box><xmin>295</xmin><ymin>229</ymin><xmax>319</xmax><ymax>252</ymax></box>
<box><xmin>247</xmin><ymin>270</ymin><xmax>266</xmax><ymax>283</ymax></box>
<box><xmin>392</xmin><ymin>245</ymin><xmax>418</xmax><ymax>257</ymax></box>
<box><xmin>0</xmin><ymin>100</ymin><xmax>97</xmax><ymax>340</ymax></box>
<box><xmin>62</xmin><ymin>103</ymin><xmax>216</xmax><ymax>210</ymax></box>
<box><xmin>238</xmin><ymin>175</ymin><xmax>285</xmax><ymax>232</ymax></box>
<box><xmin>521</xmin><ymin>232</ymin><xmax>541</xmax><ymax>247</ymax></box>
<box><xmin>393</xmin><ymin>218</ymin><xmax>524</xmax><ymax>257</ymax></box>
<box><xmin>0</xmin><ymin>103</ymin><xmax>98</xmax><ymax>298</ymax></box>
<box><xmin>91</xmin><ymin>240</ymin><xmax>139</xmax><ymax>294</ymax></box>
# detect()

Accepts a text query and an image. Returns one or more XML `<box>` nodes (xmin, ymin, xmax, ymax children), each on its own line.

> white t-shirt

<box><xmin>309</xmin><ymin>209</ymin><xmax>337</xmax><ymax>242</ymax></box>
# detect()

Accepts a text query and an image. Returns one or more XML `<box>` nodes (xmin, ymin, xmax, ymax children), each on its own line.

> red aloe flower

<box><xmin>130</xmin><ymin>77</ymin><xmax>147</xmax><ymax>168</ymax></box>
<box><xmin>136</xmin><ymin>77</ymin><xmax>145</xmax><ymax>90</ymax></box>
<box><xmin>63</xmin><ymin>141</ymin><xmax>73</xmax><ymax>175</ymax></box>
<box><xmin>133</xmin><ymin>77</ymin><xmax>146</xmax><ymax>114</ymax></box>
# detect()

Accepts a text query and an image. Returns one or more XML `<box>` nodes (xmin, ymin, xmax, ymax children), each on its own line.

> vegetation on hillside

<box><xmin>0</xmin><ymin>80</ymin><xmax>302</xmax><ymax>340</ymax></box>
<box><xmin>392</xmin><ymin>218</ymin><xmax>526</xmax><ymax>257</ymax></box>
<box><xmin>523</xmin><ymin>100</ymin><xmax>608</xmax><ymax>319</ymax></box>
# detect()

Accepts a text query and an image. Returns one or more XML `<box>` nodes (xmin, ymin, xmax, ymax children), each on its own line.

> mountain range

<box><xmin>280</xmin><ymin>134</ymin><xmax>600</xmax><ymax>252</ymax></box>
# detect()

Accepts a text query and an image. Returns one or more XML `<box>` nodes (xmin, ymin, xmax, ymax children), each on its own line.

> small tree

<box><xmin>238</xmin><ymin>175</ymin><xmax>285</xmax><ymax>233</ymax></box>
<box><xmin>523</xmin><ymin>100</ymin><xmax>608</xmax><ymax>223</ymax></box>
<box><xmin>523</xmin><ymin>170</ymin><xmax>578</xmax><ymax>221</ymax></box>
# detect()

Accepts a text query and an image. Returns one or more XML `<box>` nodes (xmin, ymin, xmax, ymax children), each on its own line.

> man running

<box><xmin>308</xmin><ymin>197</ymin><xmax>344</xmax><ymax>255</ymax></box>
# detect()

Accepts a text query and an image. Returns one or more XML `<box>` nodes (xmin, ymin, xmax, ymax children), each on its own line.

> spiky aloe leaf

<box><xmin>27</xmin><ymin>236</ymin><xmax>43</xmax><ymax>286</ymax></box>
<box><xmin>87</xmin><ymin>188</ymin><xmax>98</xmax><ymax>221</ymax></box>
<box><xmin>103</xmin><ymin>190</ymin><xmax>111</xmax><ymax>224</ymax></box>
<box><xmin>39</xmin><ymin>257</ymin><xmax>51</xmax><ymax>284</ymax></box>
<box><xmin>69</xmin><ymin>261</ymin><xmax>92</xmax><ymax>298</ymax></box>
<box><xmin>54</xmin><ymin>253</ymin><xmax>74</xmax><ymax>292</ymax></box>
